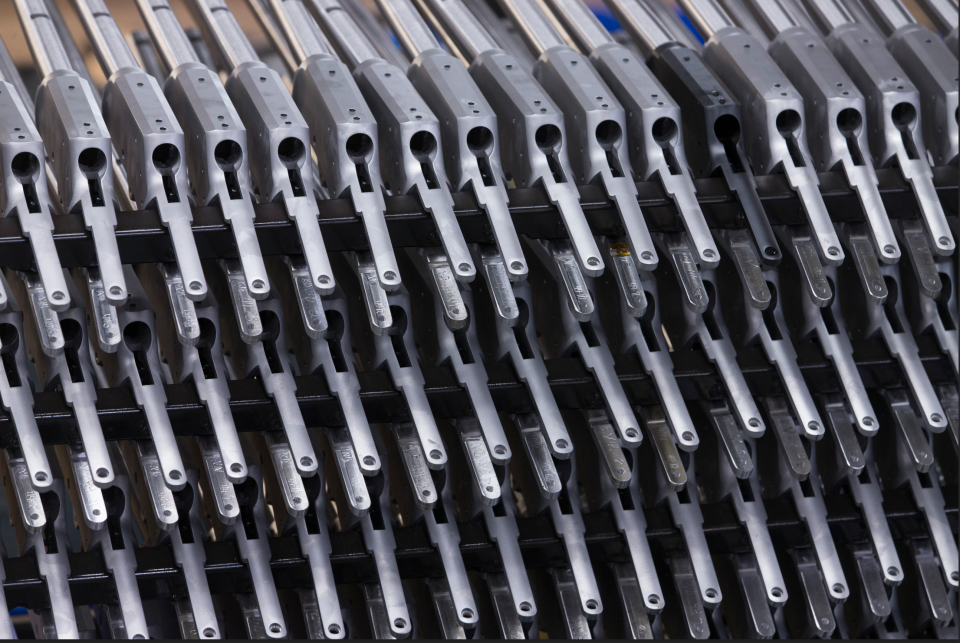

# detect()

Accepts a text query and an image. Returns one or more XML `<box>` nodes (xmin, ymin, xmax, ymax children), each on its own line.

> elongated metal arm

<box><xmin>70</xmin><ymin>0</ymin><xmax>142</xmax><ymax>76</ymax></box>
<box><xmin>13</xmin><ymin>0</ymin><xmax>73</xmax><ymax>79</ymax></box>
<box><xmin>411</xmin><ymin>0</ymin><xmax>500</xmax><ymax>61</ymax></box>
<box><xmin>133</xmin><ymin>0</ymin><xmax>200</xmax><ymax>73</ymax></box>
<box><xmin>801</xmin><ymin>0</ymin><xmax>856</xmax><ymax>32</ymax></box>
<box><xmin>309</xmin><ymin>0</ymin><xmax>382</xmax><ymax>68</ymax></box>
<box><xmin>858</xmin><ymin>0</ymin><xmax>915</xmax><ymax>33</ymax></box>
<box><xmin>678</xmin><ymin>0</ymin><xmax>737</xmax><ymax>37</ymax></box>
<box><xmin>546</xmin><ymin>0</ymin><xmax>617</xmax><ymax>51</ymax></box>
<box><xmin>268</xmin><ymin>0</ymin><xmax>337</xmax><ymax>62</ymax></box>
<box><xmin>494</xmin><ymin>0</ymin><xmax>568</xmax><ymax>56</ymax></box>
<box><xmin>374</xmin><ymin>0</ymin><xmax>446</xmax><ymax>57</ymax></box>
<box><xmin>742</xmin><ymin>0</ymin><xmax>801</xmax><ymax>38</ymax></box>
<box><xmin>604</xmin><ymin>0</ymin><xmax>682</xmax><ymax>57</ymax></box>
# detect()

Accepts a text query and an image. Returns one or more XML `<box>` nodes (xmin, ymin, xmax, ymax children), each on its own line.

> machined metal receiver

<box><xmin>370</xmin><ymin>0</ymin><xmax>530</xmax><ymax>282</ymax></box>
<box><xmin>0</xmin><ymin>38</ymin><xmax>71</xmax><ymax>313</ymax></box>
<box><xmin>265</xmin><ymin>0</ymin><xmax>403</xmax><ymax>292</ymax></box>
<box><xmin>855</xmin><ymin>0</ymin><xmax>959</xmax><ymax>168</ymax></box>
<box><xmin>134</xmin><ymin>0</ymin><xmax>271</xmax><ymax>308</ymax></box>
<box><xmin>307</xmin><ymin>0</ymin><xmax>478</xmax><ymax>283</ymax></box>
<box><xmin>487</xmin><ymin>0</ymin><xmax>662</xmax><ymax>273</ymax></box>
<box><xmin>733</xmin><ymin>0</ymin><xmax>904</xmax><ymax>269</ymax></box>
<box><xmin>798</xmin><ymin>0</ymin><xmax>955</xmax><ymax>257</ymax></box>
<box><xmin>542</xmin><ymin>0</ymin><xmax>721</xmax><ymax>269</ymax></box>
<box><xmin>184</xmin><ymin>0</ymin><xmax>339</xmax><ymax>319</ymax></box>
<box><xmin>14</xmin><ymin>0</ymin><xmax>127</xmax><ymax>308</ymax></box>
<box><xmin>608</xmin><ymin>0</ymin><xmax>782</xmax><ymax>268</ymax></box>
<box><xmin>70</xmin><ymin>0</ymin><xmax>210</xmax><ymax>303</ymax></box>
<box><xmin>421</xmin><ymin>0</ymin><xmax>604</xmax><ymax>280</ymax></box>
<box><xmin>678</xmin><ymin>0</ymin><xmax>847</xmax><ymax>267</ymax></box>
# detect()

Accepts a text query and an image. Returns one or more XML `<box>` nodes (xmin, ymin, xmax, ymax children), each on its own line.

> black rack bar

<box><xmin>2</xmin><ymin>485</ymin><xmax>955</xmax><ymax>607</ymax></box>
<box><xmin>1</xmin><ymin>335</ymin><xmax>950</xmax><ymax>449</ymax></box>
<box><xmin>0</xmin><ymin>168</ymin><xmax>954</xmax><ymax>272</ymax></box>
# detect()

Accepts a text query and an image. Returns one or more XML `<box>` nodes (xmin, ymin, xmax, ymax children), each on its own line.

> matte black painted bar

<box><xmin>0</xmin><ymin>168</ymin><xmax>953</xmax><ymax>272</ymax></box>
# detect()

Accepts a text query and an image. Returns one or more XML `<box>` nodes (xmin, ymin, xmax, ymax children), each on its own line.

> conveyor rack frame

<box><xmin>0</xmin><ymin>167</ymin><xmax>956</xmax><ymax>633</ymax></box>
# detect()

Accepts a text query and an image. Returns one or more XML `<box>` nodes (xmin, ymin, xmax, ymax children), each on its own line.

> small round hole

<box><xmin>78</xmin><ymin>147</ymin><xmax>107</xmax><ymax>178</ymax></box>
<box><xmin>214</xmin><ymin>139</ymin><xmax>243</xmax><ymax>171</ymax></box>
<box><xmin>11</xmin><ymin>152</ymin><xmax>41</xmax><ymax>182</ymax></box>
<box><xmin>651</xmin><ymin>117</ymin><xmax>678</xmax><ymax>146</ymax></box>
<box><xmin>409</xmin><ymin>130</ymin><xmax>438</xmax><ymax>162</ymax></box>
<box><xmin>776</xmin><ymin>109</ymin><xmax>802</xmax><ymax>136</ymax></box>
<box><xmin>535</xmin><ymin>124</ymin><xmax>563</xmax><ymax>154</ymax></box>
<box><xmin>595</xmin><ymin>120</ymin><xmax>623</xmax><ymax>150</ymax></box>
<box><xmin>152</xmin><ymin>143</ymin><xmax>180</xmax><ymax>172</ymax></box>
<box><xmin>60</xmin><ymin>318</ymin><xmax>83</xmax><ymax>348</ymax></box>
<box><xmin>714</xmin><ymin>114</ymin><xmax>741</xmax><ymax>147</ymax></box>
<box><xmin>345</xmin><ymin>133</ymin><xmax>374</xmax><ymax>163</ymax></box>
<box><xmin>122</xmin><ymin>321</ymin><xmax>152</xmax><ymax>352</ymax></box>
<box><xmin>466</xmin><ymin>126</ymin><xmax>494</xmax><ymax>157</ymax></box>
<box><xmin>836</xmin><ymin>108</ymin><xmax>862</xmax><ymax>136</ymax></box>
<box><xmin>891</xmin><ymin>102</ymin><xmax>917</xmax><ymax>131</ymax></box>
<box><xmin>278</xmin><ymin>137</ymin><xmax>305</xmax><ymax>168</ymax></box>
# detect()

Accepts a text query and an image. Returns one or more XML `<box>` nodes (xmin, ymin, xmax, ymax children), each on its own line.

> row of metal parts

<box><xmin>0</xmin><ymin>0</ymin><xmax>955</xmax><ymax>638</ymax></box>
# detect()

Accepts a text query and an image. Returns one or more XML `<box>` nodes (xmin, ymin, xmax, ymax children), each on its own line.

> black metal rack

<box><xmin>1</xmin><ymin>167</ymin><xmax>957</xmax><ymax>632</ymax></box>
